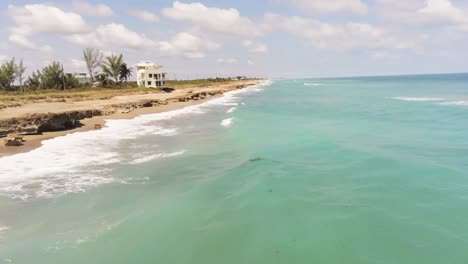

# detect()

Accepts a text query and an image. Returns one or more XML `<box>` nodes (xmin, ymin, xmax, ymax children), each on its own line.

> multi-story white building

<box><xmin>136</xmin><ymin>61</ymin><xmax>167</xmax><ymax>88</ymax></box>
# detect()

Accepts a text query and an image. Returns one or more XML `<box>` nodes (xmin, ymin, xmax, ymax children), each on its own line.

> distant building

<box><xmin>230</xmin><ymin>76</ymin><xmax>247</xmax><ymax>80</ymax></box>
<box><xmin>72</xmin><ymin>73</ymin><xmax>91</xmax><ymax>84</ymax></box>
<box><xmin>136</xmin><ymin>62</ymin><xmax>167</xmax><ymax>88</ymax></box>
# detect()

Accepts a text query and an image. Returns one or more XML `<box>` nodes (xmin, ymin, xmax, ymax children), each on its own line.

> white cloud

<box><xmin>162</xmin><ymin>1</ymin><xmax>263</xmax><ymax>37</ymax></box>
<box><xmin>242</xmin><ymin>40</ymin><xmax>268</xmax><ymax>53</ymax></box>
<box><xmin>128</xmin><ymin>10</ymin><xmax>160</xmax><ymax>22</ymax></box>
<box><xmin>417</xmin><ymin>0</ymin><xmax>467</xmax><ymax>25</ymax></box>
<box><xmin>66</xmin><ymin>22</ymin><xmax>220</xmax><ymax>59</ymax></box>
<box><xmin>279</xmin><ymin>0</ymin><xmax>368</xmax><ymax>14</ymax></box>
<box><xmin>65</xmin><ymin>58</ymin><xmax>87</xmax><ymax>72</ymax></box>
<box><xmin>247</xmin><ymin>59</ymin><xmax>255</xmax><ymax>65</ymax></box>
<box><xmin>376</xmin><ymin>0</ymin><xmax>468</xmax><ymax>27</ymax></box>
<box><xmin>72</xmin><ymin>1</ymin><xmax>114</xmax><ymax>17</ymax></box>
<box><xmin>65</xmin><ymin>23</ymin><xmax>157</xmax><ymax>50</ymax></box>
<box><xmin>217</xmin><ymin>58</ymin><xmax>238</xmax><ymax>64</ymax></box>
<box><xmin>7</xmin><ymin>4</ymin><xmax>89</xmax><ymax>36</ymax></box>
<box><xmin>159</xmin><ymin>32</ymin><xmax>221</xmax><ymax>59</ymax></box>
<box><xmin>9</xmin><ymin>34</ymin><xmax>52</xmax><ymax>52</ymax></box>
<box><xmin>264</xmin><ymin>13</ymin><xmax>418</xmax><ymax>51</ymax></box>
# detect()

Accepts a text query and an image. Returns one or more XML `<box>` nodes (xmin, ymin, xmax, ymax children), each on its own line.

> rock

<box><xmin>94</xmin><ymin>124</ymin><xmax>102</xmax><ymax>129</ymax></box>
<box><xmin>249</xmin><ymin>157</ymin><xmax>262</xmax><ymax>162</ymax></box>
<box><xmin>4</xmin><ymin>134</ymin><xmax>24</xmax><ymax>147</ymax></box>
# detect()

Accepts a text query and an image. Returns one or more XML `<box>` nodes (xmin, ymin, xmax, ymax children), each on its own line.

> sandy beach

<box><xmin>0</xmin><ymin>80</ymin><xmax>263</xmax><ymax>157</ymax></box>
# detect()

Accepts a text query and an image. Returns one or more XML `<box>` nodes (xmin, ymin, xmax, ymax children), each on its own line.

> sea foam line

<box><xmin>437</xmin><ymin>100</ymin><xmax>468</xmax><ymax>106</ymax></box>
<box><xmin>128</xmin><ymin>150</ymin><xmax>187</xmax><ymax>165</ymax></box>
<box><xmin>391</xmin><ymin>97</ymin><xmax>446</xmax><ymax>102</ymax></box>
<box><xmin>304</xmin><ymin>83</ymin><xmax>322</xmax><ymax>86</ymax></box>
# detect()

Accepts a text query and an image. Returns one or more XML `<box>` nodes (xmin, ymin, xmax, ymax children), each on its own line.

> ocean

<box><xmin>1</xmin><ymin>74</ymin><xmax>468</xmax><ymax>263</ymax></box>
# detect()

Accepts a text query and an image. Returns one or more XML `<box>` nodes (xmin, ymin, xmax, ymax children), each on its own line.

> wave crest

<box><xmin>128</xmin><ymin>150</ymin><xmax>187</xmax><ymax>165</ymax></box>
<box><xmin>391</xmin><ymin>97</ymin><xmax>446</xmax><ymax>102</ymax></box>
<box><xmin>221</xmin><ymin>118</ymin><xmax>233</xmax><ymax>127</ymax></box>
<box><xmin>438</xmin><ymin>101</ymin><xmax>468</xmax><ymax>106</ymax></box>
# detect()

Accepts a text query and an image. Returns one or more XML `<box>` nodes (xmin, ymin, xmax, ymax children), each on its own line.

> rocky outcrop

<box><xmin>172</xmin><ymin>90</ymin><xmax>226</xmax><ymax>102</ymax></box>
<box><xmin>0</xmin><ymin>110</ymin><xmax>101</xmax><ymax>137</ymax></box>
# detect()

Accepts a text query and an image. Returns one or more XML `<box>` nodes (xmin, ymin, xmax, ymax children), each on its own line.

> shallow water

<box><xmin>1</xmin><ymin>74</ymin><xmax>468</xmax><ymax>263</ymax></box>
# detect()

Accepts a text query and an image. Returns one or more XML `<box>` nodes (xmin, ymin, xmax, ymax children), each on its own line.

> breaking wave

<box><xmin>391</xmin><ymin>97</ymin><xmax>446</xmax><ymax>102</ymax></box>
<box><xmin>128</xmin><ymin>151</ymin><xmax>187</xmax><ymax>165</ymax></box>
<box><xmin>227</xmin><ymin>107</ymin><xmax>237</xmax><ymax>113</ymax></box>
<box><xmin>438</xmin><ymin>101</ymin><xmax>468</xmax><ymax>106</ymax></box>
<box><xmin>221</xmin><ymin>118</ymin><xmax>233</xmax><ymax>127</ymax></box>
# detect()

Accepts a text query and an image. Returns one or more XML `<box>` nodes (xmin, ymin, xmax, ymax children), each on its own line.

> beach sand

<box><xmin>0</xmin><ymin>80</ymin><xmax>263</xmax><ymax>157</ymax></box>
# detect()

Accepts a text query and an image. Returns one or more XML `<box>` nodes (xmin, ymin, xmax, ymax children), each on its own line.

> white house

<box><xmin>72</xmin><ymin>73</ymin><xmax>91</xmax><ymax>84</ymax></box>
<box><xmin>136</xmin><ymin>61</ymin><xmax>167</xmax><ymax>88</ymax></box>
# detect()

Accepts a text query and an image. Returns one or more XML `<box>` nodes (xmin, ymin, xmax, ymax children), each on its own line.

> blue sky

<box><xmin>1</xmin><ymin>0</ymin><xmax>468</xmax><ymax>78</ymax></box>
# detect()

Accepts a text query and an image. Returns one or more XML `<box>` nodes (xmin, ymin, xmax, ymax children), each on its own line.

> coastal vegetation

<box><xmin>0</xmin><ymin>48</ymin><xmax>255</xmax><ymax>110</ymax></box>
<box><xmin>0</xmin><ymin>48</ymin><xmax>241</xmax><ymax>94</ymax></box>
<box><xmin>0</xmin><ymin>49</ymin><xmax>133</xmax><ymax>92</ymax></box>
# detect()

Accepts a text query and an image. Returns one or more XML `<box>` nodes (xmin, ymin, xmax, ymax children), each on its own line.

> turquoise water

<box><xmin>1</xmin><ymin>74</ymin><xmax>468</xmax><ymax>263</ymax></box>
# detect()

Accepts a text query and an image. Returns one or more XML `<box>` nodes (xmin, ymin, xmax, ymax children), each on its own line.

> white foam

<box><xmin>304</xmin><ymin>83</ymin><xmax>322</xmax><ymax>86</ymax></box>
<box><xmin>391</xmin><ymin>97</ymin><xmax>446</xmax><ymax>102</ymax></box>
<box><xmin>438</xmin><ymin>101</ymin><xmax>468</xmax><ymax>106</ymax></box>
<box><xmin>0</xmin><ymin>80</ymin><xmax>272</xmax><ymax>200</ymax></box>
<box><xmin>152</xmin><ymin>127</ymin><xmax>178</xmax><ymax>136</ymax></box>
<box><xmin>221</xmin><ymin>118</ymin><xmax>233</xmax><ymax>127</ymax></box>
<box><xmin>0</xmin><ymin>226</ymin><xmax>10</xmax><ymax>233</ymax></box>
<box><xmin>128</xmin><ymin>150</ymin><xmax>187</xmax><ymax>165</ymax></box>
<box><xmin>227</xmin><ymin>107</ymin><xmax>237</xmax><ymax>113</ymax></box>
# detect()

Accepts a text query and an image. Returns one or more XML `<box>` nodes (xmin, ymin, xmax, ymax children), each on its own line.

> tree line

<box><xmin>0</xmin><ymin>48</ymin><xmax>133</xmax><ymax>92</ymax></box>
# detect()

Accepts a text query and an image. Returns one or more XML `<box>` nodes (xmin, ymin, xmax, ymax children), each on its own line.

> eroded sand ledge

<box><xmin>0</xmin><ymin>80</ymin><xmax>263</xmax><ymax>156</ymax></box>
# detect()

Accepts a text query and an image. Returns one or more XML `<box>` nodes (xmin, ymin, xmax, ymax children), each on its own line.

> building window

<box><xmin>156</xmin><ymin>81</ymin><xmax>161</xmax><ymax>87</ymax></box>
<box><xmin>149</xmin><ymin>74</ymin><xmax>153</xmax><ymax>78</ymax></box>
<box><xmin>162</xmin><ymin>73</ymin><xmax>166</xmax><ymax>79</ymax></box>
<box><xmin>147</xmin><ymin>81</ymin><xmax>152</xmax><ymax>86</ymax></box>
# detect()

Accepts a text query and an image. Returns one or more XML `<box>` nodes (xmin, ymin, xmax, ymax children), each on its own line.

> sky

<box><xmin>1</xmin><ymin>0</ymin><xmax>468</xmax><ymax>79</ymax></box>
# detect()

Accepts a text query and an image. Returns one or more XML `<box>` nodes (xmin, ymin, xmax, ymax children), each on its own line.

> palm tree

<box><xmin>83</xmin><ymin>48</ymin><xmax>103</xmax><ymax>84</ymax></box>
<box><xmin>15</xmin><ymin>59</ymin><xmax>26</xmax><ymax>92</ymax></box>
<box><xmin>119</xmin><ymin>63</ymin><xmax>133</xmax><ymax>86</ymax></box>
<box><xmin>101</xmin><ymin>54</ymin><xmax>124</xmax><ymax>86</ymax></box>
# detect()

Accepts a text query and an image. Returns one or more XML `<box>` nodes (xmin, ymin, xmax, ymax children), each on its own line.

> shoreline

<box><xmin>0</xmin><ymin>80</ymin><xmax>264</xmax><ymax>157</ymax></box>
